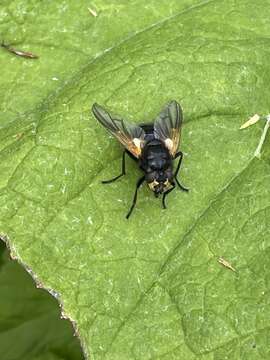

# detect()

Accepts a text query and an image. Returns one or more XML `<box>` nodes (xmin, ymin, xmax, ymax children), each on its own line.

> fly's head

<box><xmin>146</xmin><ymin>170</ymin><xmax>173</xmax><ymax>197</ymax></box>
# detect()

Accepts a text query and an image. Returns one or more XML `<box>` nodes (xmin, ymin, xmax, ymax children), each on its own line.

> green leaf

<box><xmin>1</xmin><ymin>0</ymin><xmax>270</xmax><ymax>359</ymax></box>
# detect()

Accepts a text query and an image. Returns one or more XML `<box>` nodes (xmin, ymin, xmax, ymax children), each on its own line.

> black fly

<box><xmin>92</xmin><ymin>100</ymin><xmax>189</xmax><ymax>218</ymax></box>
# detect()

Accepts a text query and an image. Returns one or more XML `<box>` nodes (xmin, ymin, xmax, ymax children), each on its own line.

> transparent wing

<box><xmin>154</xmin><ymin>100</ymin><xmax>183</xmax><ymax>156</ymax></box>
<box><xmin>92</xmin><ymin>103</ymin><xmax>145</xmax><ymax>158</ymax></box>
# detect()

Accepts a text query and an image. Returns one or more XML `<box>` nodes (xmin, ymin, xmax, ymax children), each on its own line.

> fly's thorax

<box><xmin>139</xmin><ymin>140</ymin><xmax>174</xmax><ymax>195</ymax></box>
<box><xmin>139</xmin><ymin>140</ymin><xmax>172</xmax><ymax>172</ymax></box>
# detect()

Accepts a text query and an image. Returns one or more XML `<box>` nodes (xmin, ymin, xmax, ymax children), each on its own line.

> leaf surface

<box><xmin>1</xmin><ymin>0</ymin><xmax>270</xmax><ymax>358</ymax></box>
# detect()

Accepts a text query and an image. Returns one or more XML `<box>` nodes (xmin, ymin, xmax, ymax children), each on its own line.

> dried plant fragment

<box><xmin>240</xmin><ymin>114</ymin><xmax>260</xmax><ymax>129</ymax></box>
<box><xmin>254</xmin><ymin>115</ymin><xmax>270</xmax><ymax>158</ymax></box>
<box><xmin>88</xmin><ymin>7</ymin><xmax>97</xmax><ymax>17</ymax></box>
<box><xmin>218</xmin><ymin>257</ymin><xmax>236</xmax><ymax>272</ymax></box>
<box><xmin>1</xmin><ymin>42</ymin><xmax>39</xmax><ymax>59</ymax></box>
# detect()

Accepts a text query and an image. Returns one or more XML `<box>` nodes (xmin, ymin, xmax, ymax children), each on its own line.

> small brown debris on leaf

<box><xmin>218</xmin><ymin>257</ymin><xmax>236</xmax><ymax>272</ymax></box>
<box><xmin>240</xmin><ymin>114</ymin><xmax>260</xmax><ymax>129</ymax></box>
<box><xmin>1</xmin><ymin>42</ymin><xmax>39</xmax><ymax>59</ymax></box>
<box><xmin>13</xmin><ymin>132</ymin><xmax>24</xmax><ymax>140</ymax></box>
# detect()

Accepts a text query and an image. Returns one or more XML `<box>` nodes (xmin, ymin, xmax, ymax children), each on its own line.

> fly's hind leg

<box><xmin>102</xmin><ymin>150</ymin><xmax>127</xmax><ymax>184</ymax></box>
<box><xmin>174</xmin><ymin>151</ymin><xmax>189</xmax><ymax>192</ymax></box>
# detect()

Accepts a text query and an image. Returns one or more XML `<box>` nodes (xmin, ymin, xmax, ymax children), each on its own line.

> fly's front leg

<box><xmin>174</xmin><ymin>151</ymin><xmax>189</xmax><ymax>192</ymax></box>
<box><xmin>126</xmin><ymin>176</ymin><xmax>145</xmax><ymax>219</ymax></box>
<box><xmin>102</xmin><ymin>150</ymin><xmax>127</xmax><ymax>184</ymax></box>
<box><xmin>162</xmin><ymin>182</ymin><xmax>176</xmax><ymax>209</ymax></box>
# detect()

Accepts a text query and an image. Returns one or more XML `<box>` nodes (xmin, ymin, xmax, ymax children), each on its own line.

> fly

<box><xmin>92</xmin><ymin>100</ymin><xmax>189</xmax><ymax>218</ymax></box>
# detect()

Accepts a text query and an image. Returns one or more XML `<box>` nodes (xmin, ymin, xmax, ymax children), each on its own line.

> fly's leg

<box><xmin>162</xmin><ymin>182</ymin><xmax>175</xmax><ymax>209</ymax></box>
<box><xmin>102</xmin><ymin>150</ymin><xmax>126</xmax><ymax>184</ymax></box>
<box><xmin>126</xmin><ymin>176</ymin><xmax>145</xmax><ymax>219</ymax></box>
<box><xmin>174</xmin><ymin>151</ymin><xmax>189</xmax><ymax>192</ymax></box>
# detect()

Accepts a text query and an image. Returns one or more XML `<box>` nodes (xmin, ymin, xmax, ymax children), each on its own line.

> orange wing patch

<box><xmin>115</xmin><ymin>132</ymin><xmax>143</xmax><ymax>158</ymax></box>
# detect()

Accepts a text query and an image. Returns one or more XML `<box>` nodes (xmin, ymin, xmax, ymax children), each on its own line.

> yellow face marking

<box><xmin>148</xmin><ymin>180</ymin><xmax>159</xmax><ymax>191</ymax></box>
<box><xmin>148</xmin><ymin>179</ymin><xmax>172</xmax><ymax>192</ymax></box>
<box><xmin>164</xmin><ymin>179</ymin><xmax>172</xmax><ymax>191</ymax></box>
<box><xmin>164</xmin><ymin>179</ymin><xmax>169</xmax><ymax>190</ymax></box>
<box><xmin>164</xmin><ymin>179</ymin><xmax>169</xmax><ymax>186</ymax></box>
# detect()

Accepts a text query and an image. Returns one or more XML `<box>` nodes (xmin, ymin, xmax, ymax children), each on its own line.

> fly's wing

<box><xmin>154</xmin><ymin>100</ymin><xmax>183</xmax><ymax>157</ymax></box>
<box><xmin>92</xmin><ymin>103</ymin><xmax>145</xmax><ymax>158</ymax></box>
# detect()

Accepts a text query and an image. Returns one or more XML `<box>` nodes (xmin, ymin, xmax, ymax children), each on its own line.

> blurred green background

<box><xmin>0</xmin><ymin>240</ymin><xmax>84</xmax><ymax>360</ymax></box>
